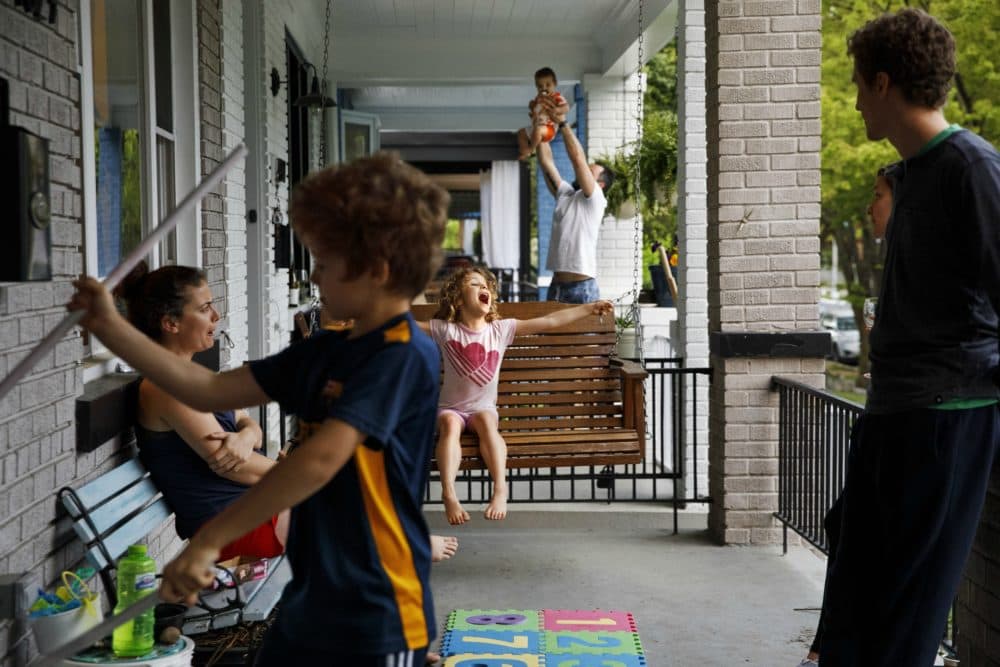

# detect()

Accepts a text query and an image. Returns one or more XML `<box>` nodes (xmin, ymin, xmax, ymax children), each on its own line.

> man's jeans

<box><xmin>548</xmin><ymin>277</ymin><xmax>599</xmax><ymax>304</ymax></box>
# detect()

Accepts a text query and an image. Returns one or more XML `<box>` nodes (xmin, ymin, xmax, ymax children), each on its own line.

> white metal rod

<box><xmin>0</xmin><ymin>144</ymin><xmax>248</xmax><ymax>403</ymax></box>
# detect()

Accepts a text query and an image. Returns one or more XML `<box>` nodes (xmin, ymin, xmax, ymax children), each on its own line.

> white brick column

<box><xmin>677</xmin><ymin>0</ymin><xmax>710</xmax><ymax>501</ymax></box>
<box><xmin>582</xmin><ymin>73</ymin><xmax>644</xmax><ymax>303</ymax></box>
<box><xmin>705</xmin><ymin>0</ymin><xmax>824</xmax><ymax>545</ymax></box>
<box><xmin>220</xmin><ymin>0</ymin><xmax>249</xmax><ymax>367</ymax></box>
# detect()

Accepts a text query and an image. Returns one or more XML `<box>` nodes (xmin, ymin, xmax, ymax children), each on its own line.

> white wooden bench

<box><xmin>58</xmin><ymin>457</ymin><xmax>290</xmax><ymax>635</ymax></box>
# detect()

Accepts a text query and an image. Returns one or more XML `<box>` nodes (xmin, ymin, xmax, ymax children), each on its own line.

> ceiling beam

<box><xmin>330</xmin><ymin>34</ymin><xmax>602</xmax><ymax>86</ymax></box>
<box><xmin>597</xmin><ymin>0</ymin><xmax>679</xmax><ymax>76</ymax></box>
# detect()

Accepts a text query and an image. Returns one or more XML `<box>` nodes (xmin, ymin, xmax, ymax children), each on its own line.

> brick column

<box><xmin>220</xmin><ymin>0</ymin><xmax>249</xmax><ymax>367</ymax></box>
<box><xmin>705</xmin><ymin>0</ymin><xmax>823</xmax><ymax>544</ymax></box>
<box><xmin>198</xmin><ymin>0</ymin><xmax>229</xmax><ymax>369</ymax></box>
<box><xmin>677</xmin><ymin>0</ymin><xmax>709</xmax><ymax>499</ymax></box>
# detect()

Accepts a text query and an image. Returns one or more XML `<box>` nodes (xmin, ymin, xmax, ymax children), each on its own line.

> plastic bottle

<box><xmin>112</xmin><ymin>544</ymin><xmax>157</xmax><ymax>657</ymax></box>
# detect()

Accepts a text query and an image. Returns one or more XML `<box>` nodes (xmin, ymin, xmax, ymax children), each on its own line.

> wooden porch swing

<box><xmin>412</xmin><ymin>301</ymin><xmax>647</xmax><ymax>470</ymax></box>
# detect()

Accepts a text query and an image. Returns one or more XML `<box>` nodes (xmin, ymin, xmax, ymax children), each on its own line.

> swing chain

<box><xmin>629</xmin><ymin>0</ymin><xmax>645</xmax><ymax>364</ymax></box>
<box><xmin>318</xmin><ymin>0</ymin><xmax>333</xmax><ymax>166</ymax></box>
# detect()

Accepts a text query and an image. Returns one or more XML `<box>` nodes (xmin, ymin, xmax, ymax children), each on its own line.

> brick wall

<box><xmin>957</xmin><ymin>469</ymin><xmax>1000</xmax><ymax>664</ymax></box>
<box><xmin>0</xmin><ymin>2</ymin><xmax>179</xmax><ymax>663</ymax></box>
<box><xmin>705</xmin><ymin>0</ymin><xmax>823</xmax><ymax>545</ymax></box>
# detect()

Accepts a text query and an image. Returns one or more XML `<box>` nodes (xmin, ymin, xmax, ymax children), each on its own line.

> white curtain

<box><xmin>480</xmin><ymin>160</ymin><xmax>520</xmax><ymax>270</ymax></box>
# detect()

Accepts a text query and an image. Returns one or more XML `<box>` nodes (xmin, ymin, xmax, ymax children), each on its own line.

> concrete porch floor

<box><xmin>424</xmin><ymin>505</ymin><xmax>827</xmax><ymax>666</ymax></box>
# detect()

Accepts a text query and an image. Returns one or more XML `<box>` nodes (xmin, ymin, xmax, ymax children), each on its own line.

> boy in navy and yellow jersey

<box><xmin>69</xmin><ymin>152</ymin><xmax>449</xmax><ymax>665</ymax></box>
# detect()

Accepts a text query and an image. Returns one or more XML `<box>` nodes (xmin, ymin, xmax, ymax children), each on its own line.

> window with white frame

<box><xmin>78</xmin><ymin>0</ymin><xmax>199</xmax><ymax>377</ymax></box>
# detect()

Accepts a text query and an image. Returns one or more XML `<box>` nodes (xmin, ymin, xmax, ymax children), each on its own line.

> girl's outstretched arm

<box><xmin>514</xmin><ymin>300</ymin><xmax>613</xmax><ymax>336</ymax></box>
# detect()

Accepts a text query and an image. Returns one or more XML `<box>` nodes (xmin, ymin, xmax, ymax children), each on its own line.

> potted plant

<box><xmin>614</xmin><ymin>311</ymin><xmax>638</xmax><ymax>359</ymax></box>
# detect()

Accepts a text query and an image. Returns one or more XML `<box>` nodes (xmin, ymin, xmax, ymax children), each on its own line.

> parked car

<box><xmin>820</xmin><ymin>301</ymin><xmax>860</xmax><ymax>364</ymax></box>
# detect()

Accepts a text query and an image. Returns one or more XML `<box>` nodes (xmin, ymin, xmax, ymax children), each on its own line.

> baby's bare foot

<box><xmin>484</xmin><ymin>490</ymin><xmax>508</xmax><ymax>521</ymax></box>
<box><xmin>430</xmin><ymin>534</ymin><xmax>458</xmax><ymax>562</ymax></box>
<box><xmin>444</xmin><ymin>496</ymin><xmax>470</xmax><ymax>525</ymax></box>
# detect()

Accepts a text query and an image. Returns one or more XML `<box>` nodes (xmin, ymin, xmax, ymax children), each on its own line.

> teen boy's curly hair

<box><xmin>433</xmin><ymin>267</ymin><xmax>501</xmax><ymax>323</ymax></box>
<box><xmin>290</xmin><ymin>152</ymin><xmax>449</xmax><ymax>299</ymax></box>
<box><xmin>847</xmin><ymin>8</ymin><xmax>955</xmax><ymax>109</ymax></box>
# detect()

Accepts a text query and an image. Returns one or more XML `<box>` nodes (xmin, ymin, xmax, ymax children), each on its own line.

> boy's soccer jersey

<box><xmin>249</xmin><ymin>312</ymin><xmax>440</xmax><ymax>652</ymax></box>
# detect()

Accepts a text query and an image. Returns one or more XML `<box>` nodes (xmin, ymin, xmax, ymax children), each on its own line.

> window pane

<box><xmin>156</xmin><ymin>135</ymin><xmax>176</xmax><ymax>264</ymax></box>
<box><xmin>91</xmin><ymin>0</ymin><xmax>144</xmax><ymax>276</ymax></box>
<box><xmin>152</xmin><ymin>0</ymin><xmax>172</xmax><ymax>132</ymax></box>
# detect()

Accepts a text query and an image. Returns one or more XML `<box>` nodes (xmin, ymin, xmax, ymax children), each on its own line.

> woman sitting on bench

<box><xmin>119</xmin><ymin>263</ymin><xmax>459</xmax><ymax>566</ymax></box>
<box><xmin>119</xmin><ymin>263</ymin><xmax>289</xmax><ymax>562</ymax></box>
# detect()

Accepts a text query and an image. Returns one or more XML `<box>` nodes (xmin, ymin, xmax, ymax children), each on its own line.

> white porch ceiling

<box><xmin>319</xmin><ymin>0</ymin><xmax>678</xmax><ymax>132</ymax></box>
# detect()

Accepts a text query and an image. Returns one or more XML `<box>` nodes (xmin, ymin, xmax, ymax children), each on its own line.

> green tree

<box><xmin>822</xmin><ymin>0</ymin><xmax>1000</xmax><ymax>377</ymax></box>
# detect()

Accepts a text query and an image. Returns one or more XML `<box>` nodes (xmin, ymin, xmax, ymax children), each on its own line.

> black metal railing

<box><xmin>771</xmin><ymin>376</ymin><xmax>862</xmax><ymax>554</ymax></box>
<box><xmin>771</xmin><ymin>376</ymin><xmax>958</xmax><ymax>656</ymax></box>
<box><xmin>268</xmin><ymin>360</ymin><xmax>712</xmax><ymax>526</ymax></box>
<box><xmin>423</xmin><ymin>358</ymin><xmax>713</xmax><ymax>531</ymax></box>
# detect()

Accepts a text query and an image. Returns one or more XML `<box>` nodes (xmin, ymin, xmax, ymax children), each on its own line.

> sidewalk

<box><xmin>425</xmin><ymin>506</ymin><xmax>827</xmax><ymax>665</ymax></box>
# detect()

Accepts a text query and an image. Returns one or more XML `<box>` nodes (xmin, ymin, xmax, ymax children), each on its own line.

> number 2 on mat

<box><xmin>556</xmin><ymin>636</ymin><xmax>621</xmax><ymax>649</ymax></box>
<box><xmin>465</xmin><ymin>634</ymin><xmax>530</xmax><ymax>649</ymax></box>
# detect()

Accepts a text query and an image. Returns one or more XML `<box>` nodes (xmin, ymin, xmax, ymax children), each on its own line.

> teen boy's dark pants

<box><xmin>819</xmin><ymin>405</ymin><xmax>1000</xmax><ymax>666</ymax></box>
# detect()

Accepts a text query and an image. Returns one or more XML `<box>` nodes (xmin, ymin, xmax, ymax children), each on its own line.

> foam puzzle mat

<box><xmin>440</xmin><ymin>609</ymin><xmax>646</xmax><ymax>667</ymax></box>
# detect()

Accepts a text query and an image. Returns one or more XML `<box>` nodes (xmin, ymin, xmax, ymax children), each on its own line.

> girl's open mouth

<box><xmin>479</xmin><ymin>294</ymin><xmax>490</xmax><ymax>305</ymax></box>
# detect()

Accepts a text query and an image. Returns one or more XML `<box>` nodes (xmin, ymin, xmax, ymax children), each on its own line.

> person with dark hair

<box><xmin>118</xmin><ymin>262</ymin><xmax>289</xmax><ymax>562</ymax></box>
<box><xmin>517</xmin><ymin>66</ymin><xmax>570</xmax><ymax>160</ymax></box>
<box><xmin>795</xmin><ymin>165</ymin><xmax>897</xmax><ymax>667</ymax></box>
<box><xmin>70</xmin><ymin>151</ymin><xmax>450</xmax><ymax>665</ymax></box>
<box><xmin>811</xmin><ymin>8</ymin><xmax>1000</xmax><ymax>666</ymax></box>
<box><xmin>537</xmin><ymin>100</ymin><xmax>613</xmax><ymax>304</ymax></box>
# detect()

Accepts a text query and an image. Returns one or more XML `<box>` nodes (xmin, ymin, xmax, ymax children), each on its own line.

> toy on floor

<box><xmin>440</xmin><ymin>609</ymin><xmax>647</xmax><ymax>667</ymax></box>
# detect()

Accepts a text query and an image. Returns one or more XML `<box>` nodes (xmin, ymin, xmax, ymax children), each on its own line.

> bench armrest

<box><xmin>612</xmin><ymin>359</ymin><xmax>647</xmax><ymax>459</ymax></box>
<box><xmin>612</xmin><ymin>357</ymin><xmax>648</xmax><ymax>381</ymax></box>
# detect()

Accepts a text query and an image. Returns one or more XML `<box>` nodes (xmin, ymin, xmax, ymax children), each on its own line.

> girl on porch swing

<box><xmin>417</xmin><ymin>267</ymin><xmax>612</xmax><ymax>525</ymax></box>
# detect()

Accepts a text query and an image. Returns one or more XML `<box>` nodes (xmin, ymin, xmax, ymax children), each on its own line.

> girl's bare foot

<box><xmin>430</xmin><ymin>535</ymin><xmax>458</xmax><ymax>562</ymax></box>
<box><xmin>425</xmin><ymin>650</ymin><xmax>440</xmax><ymax>664</ymax></box>
<box><xmin>484</xmin><ymin>490</ymin><xmax>508</xmax><ymax>520</ymax></box>
<box><xmin>443</xmin><ymin>496</ymin><xmax>470</xmax><ymax>525</ymax></box>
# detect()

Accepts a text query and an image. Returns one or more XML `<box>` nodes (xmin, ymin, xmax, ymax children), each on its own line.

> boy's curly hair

<box><xmin>847</xmin><ymin>8</ymin><xmax>955</xmax><ymax>109</ymax></box>
<box><xmin>290</xmin><ymin>152</ymin><xmax>449</xmax><ymax>299</ymax></box>
<box><xmin>432</xmin><ymin>267</ymin><xmax>501</xmax><ymax>323</ymax></box>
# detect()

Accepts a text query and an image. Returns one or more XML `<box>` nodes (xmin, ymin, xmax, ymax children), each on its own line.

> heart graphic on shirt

<box><xmin>445</xmin><ymin>340</ymin><xmax>500</xmax><ymax>387</ymax></box>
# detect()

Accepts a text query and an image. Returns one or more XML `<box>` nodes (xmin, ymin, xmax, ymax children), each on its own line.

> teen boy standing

<box><xmin>70</xmin><ymin>153</ymin><xmax>449</xmax><ymax>665</ymax></box>
<box><xmin>817</xmin><ymin>9</ymin><xmax>1000</xmax><ymax>666</ymax></box>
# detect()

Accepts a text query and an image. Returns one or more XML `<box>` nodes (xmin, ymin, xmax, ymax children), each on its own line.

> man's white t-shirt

<box><xmin>545</xmin><ymin>180</ymin><xmax>607</xmax><ymax>279</ymax></box>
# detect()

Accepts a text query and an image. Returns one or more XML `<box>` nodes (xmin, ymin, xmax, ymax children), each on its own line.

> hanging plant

<box><xmin>597</xmin><ymin>110</ymin><xmax>679</xmax><ymax>218</ymax></box>
<box><xmin>596</xmin><ymin>151</ymin><xmax>639</xmax><ymax>219</ymax></box>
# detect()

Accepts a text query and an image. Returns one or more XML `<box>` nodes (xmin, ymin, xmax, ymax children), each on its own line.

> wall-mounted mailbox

<box><xmin>0</xmin><ymin>79</ymin><xmax>52</xmax><ymax>282</ymax></box>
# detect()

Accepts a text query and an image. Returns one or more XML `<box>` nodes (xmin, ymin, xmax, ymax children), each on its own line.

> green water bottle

<box><xmin>112</xmin><ymin>544</ymin><xmax>157</xmax><ymax>657</ymax></box>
